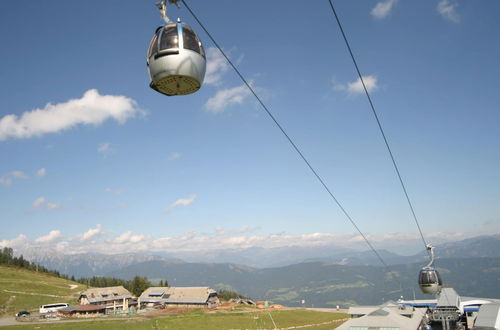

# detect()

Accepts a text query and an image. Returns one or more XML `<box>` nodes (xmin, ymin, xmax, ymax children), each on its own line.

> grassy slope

<box><xmin>5</xmin><ymin>309</ymin><xmax>348</xmax><ymax>329</ymax></box>
<box><xmin>0</xmin><ymin>265</ymin><xmax>349</xmax><ymax>329</ymax></box>
<box><xmin>0</xmin><ymin>265</ymin><xmax>83</xmax><ymax>316</ymax></box>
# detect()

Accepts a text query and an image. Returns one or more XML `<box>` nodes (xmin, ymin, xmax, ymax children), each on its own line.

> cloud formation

<box><xmin>371</xmin><ymin>0</ymin><xmax>398</xmax><ymax>19</ymax></box>
<box><xmin>437</xmin><ymin>0</ymin><xmax>460</xmax><ymax>23</ymax></box>
<box><xmin>37</xmin><ymin>168</ymin><xmax>47</xmax><ymax>177</ymax></box>
<box><xmin>45</xmin><ymin>202</ymin><xmax>60</xmax><ymax>210</ymax></box>
<box><xmin>0</xmin><ymin>226</ymin><xmax>472</xmax><ymax>256</ymax></box>
<box><xmin>31</xmin><ymin>196</ymin><xmax>60</xmax><ymax>210</ymax></box>
<box><xmin>0</xmin><ymin>234</ymin><xmax>28</xmax><ymax>249</ymax></box>
<box><xmin>347</xmin><ymin>75</ymin><xmax>378</xmax><ymax>94</ymax></box>
<box><xmin>32</xmin><ymin>197</ymin><xmax>46</xmax><ymax>209</ymax></box>
<box><xmin>105</xmin><ymin>188</ymin><xmax>126</xmax><ymax>195</ymax></box>
<box><xmin>81</xmin><ymin>224</ymin><xmax>103</xmax><ymax>241</ymax></box>
<box><xmin>165</xmin><ymin>194</ymin><xmax>197</xmax><ymax>212</ymax></box>
<box><xmin>169</xmin><ymin>152</ymin><xmax>181</xmax><ymax>161</ymax></box>
<box><xmin>0</xmin><ymin>177</ymin><xmax>12</xmax><ymax>186</ymax></box>
<box><xmin>202</xmin><ymin>47</ymin><xmax>258</xmax><ymax>113</ymax></box>
<box><xmin>204</xmin><ymin>84</ymin><xmax>251</xmax><ymax>113</ymax></box>
<box><xmin>11</xmin><ymin>170</ymin><xmax>28</xmax><ymax>179</ymax></box>
<box><xmin>35</xmin><ymin>230</ymin><xmax>62</xmax><ymax>244</ymax></box>
<box><xmin>0</xmin><ymin>89</ymin><xmax>141</xmax><ymax>141</ymax></box>
<box><xmin>98</xmin><ymin>142</ymin><xmax>113</xmax><ymax>157</ymax></box>
<box><xmin>204</xmin><ymin>47</ymin><xmax>230</xmax><ymax>86</ymax></box>
<box><xmin>114</xmin><ymin>231</ymin><xmax>146</xmax><ymax>244</ymax></box>
<box><xmin>333</xmin><ymin>75</ymin><xmax>378</xmax><ymax>95</ymax></box>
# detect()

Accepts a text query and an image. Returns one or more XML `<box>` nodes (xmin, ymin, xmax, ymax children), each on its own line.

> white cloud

<box><xmin>371</xmin><ymin>0</ymin><xmax>398</xmax><ymax>19</ymax></box>
<box><xmin>117</xmin><ymin>201</ymin><xmax>129</xmax><ymax>208</ymax></box>
<box><xmin>204</xmin><ymin>47</ymin><xmax>230</xmax><ymax>85</ymax></box>
<box><xmin>81</xmin><ymin>224</ymin><xmax>103</xmax><ymax>241</ymax></box>
<box><xmin>105</xmin><ymin>188</ymin><xmax>126</xmax><ymax>195</ymax></box>
<box><xmin>11</xmin><ymin>170</ymin><xmax>28</xmax><ymax>179</ymax></box>
<box><xmin>204</xmin><ymin>84</ymin><xmax>251</xmax><ymax>113</ymax></box>
<box><xmin>332</xmin><ymin>76</ymin><xmax>346</xmax><ymax>92</ymax></box>
<box><xmin>437</xmin><ymin>0</ymin><xmax>460</xmax><ymax>23</ymax></box>
<box><xmin>0</xmin><ymin>177</ymin><xmax>12</xmax><ymax>186</ymax></box>
<box><xmin>32</xmin><ymin>196</ymin><xmax>46</xmax><ymax>209</ymax></box>
<box><xmin>347</xmin><ymin>75</ymin><xmax>378</xmax><ymax>94</ymax></box>
<box><xmin>35</xmin><ymin>230</ymin><xmax>62</xmax><ymax>243</ymax></box>
<box><xmin>0</xmin><ymin>228</ymin><xmax>482</xmax><ymax>256</ymax></box>
<box><xmin>45</xmin><ymin>202</ymin><xmax>60</xmax><ymax>210</ymax></box>
<box><xmin>0</xmin><ymin>234</ymin><xmax>28</xmax><ymax>248</ymax></box>
<box><xmin>0</xmin><ymin>89</ymin><xmax>141</xmax><ymax>141</ymax></box>
<box><xmin>165</xmin><ymin>194</ymin><xmax>197</xmax><ymax>212</ymax></box>
<box><xmin>169</xmin><ymin>152</ymin><xmax>181</xmax><ymax>161</ymax></box>
<box><xmin>31</xmin><ymin>196</ymin><xmax>60</xmax><ymax>210</ymax></box>
<box><xmin>114</xmin><ymin>231</ymin><xmax>146</xmax><ymax>244</ymax></box>
<box><xmin>214</xmin><ymin>225</ymin><xmax>259</xmax><ymax>236</ymax></box>
<box><xmin>98</xmin><ymin>142</ymin><xmax>113</xmax><ymax>157</ymax></box>
<box><xmin>37</xmin><ymin>168</ymin><xmax>47</xmax><ymax>177</ymax></box>
<box><xmin>203</xmin><ymin>47</ymin><xmax>258</xmax><ymax>114</ymax></box>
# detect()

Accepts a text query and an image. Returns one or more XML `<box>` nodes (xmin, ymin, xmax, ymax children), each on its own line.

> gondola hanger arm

<box><xmin>156</xmin><ymin>0</ymin><xmax>180</xmax><ymax>24</ymax></box>
<box><xmin>425</xmin><ymin>244</ymin><xmax>435</xmax><ymax>268</ymax></box>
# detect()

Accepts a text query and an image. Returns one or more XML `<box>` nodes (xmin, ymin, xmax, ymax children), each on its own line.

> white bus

<box><xmin>39</xmin><ymin>303</ymin><xmax>69</xmax><ymax>314</ymax></box>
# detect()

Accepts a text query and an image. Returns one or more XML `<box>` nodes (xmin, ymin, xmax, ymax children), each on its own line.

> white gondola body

<box><xmin>147</xmin><ymin>22</ymin><xmax>206</xmax><ymax>96</ymax></box>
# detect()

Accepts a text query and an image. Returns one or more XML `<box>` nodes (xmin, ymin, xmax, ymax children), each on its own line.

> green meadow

<box><xmin>4</xmin><ymin>309</ymin><xmax>347</xmax><ymax>329</ymax></box>
<box><xmin>0</xmin><ymin>265</ymin><xmax>348</xmax><ymax>329</ymax></box>
<box><xmin>0</xmin><ymin>265</ymin><xmax>81</xmax><ymax>316</ymax></box>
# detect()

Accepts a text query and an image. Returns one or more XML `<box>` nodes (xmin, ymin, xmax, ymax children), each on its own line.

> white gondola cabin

<box><xmin>147</xmin><ymin>0</ymin><xmax>206</xmax><ymax>96</ymax></box>
<box><xmin>147</xmin><ymin>20</ymin><xmax>206</xmax><ymax>96</ymax></box>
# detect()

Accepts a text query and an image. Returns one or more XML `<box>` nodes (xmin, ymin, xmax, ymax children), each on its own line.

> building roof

<box><xmin>79</xmin><ymin>286</ymin><xmax>133</xmax><ymax>303</ymax></box>
<box><xmin>338</xmin><ymin>305</ymin><xmax>425</xmax><ymax>330</ymax></box>
<box><xmin>474</xmin><ymin>303</ymin><xmax>500</xmax><ymax>329</ymax></box>
<box><xmin>139</xmin><ymin>287</ymin><xmax>217</xmax><ymax>304</ymax></box>
<box><xmin>74</xmin><ymin>304</ymin><xmax>107</xmax><ymax>312</ymax></box>
<box><xmin>437</xmin><ymin>287</ymin><xmax>461</xmax><ymax>309</ymax></box>
<box><xmin>348</xmin><ymin>301</ymin><xmax>414</xmax><ymax>317</ymax></box>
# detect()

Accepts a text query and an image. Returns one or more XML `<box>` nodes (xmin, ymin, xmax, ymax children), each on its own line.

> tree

<box><xmin>129</xmin><ymin>276</ymin><xmax>152</xmax><ymax>297</ymax></box>
<box><xmin>217</xmin><ymin>290</ymin><xmax>250</xmax><ymax>301</ymax></box>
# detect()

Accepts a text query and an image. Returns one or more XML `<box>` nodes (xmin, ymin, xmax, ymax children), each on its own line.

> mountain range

<box><xmin>17</xmin><ymin>235</ymin><xmax>500</xmax><ymax>307</ymax></box>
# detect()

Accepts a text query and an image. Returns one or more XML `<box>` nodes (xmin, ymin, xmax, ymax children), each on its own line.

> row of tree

<box><xmin>76</xmin><ymin>276</ymin><xmax>168</xmax><ymax>297</ymax></box>
<box><xmin>217</xmin><ymin>289</ymin><xmax>250</xmax><ymax>301</ymax></box>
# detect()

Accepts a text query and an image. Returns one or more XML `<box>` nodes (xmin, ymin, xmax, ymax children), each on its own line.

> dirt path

<box><xmin>0</xmin><ymin>295</ymin><xmax>16</xmax><ymax>316</ymax></box>
<box><xmin>0</xmin><ymin>316</ymin><xmax>17</xmax><ymax>327</ymax></box>
<box><xmin>281</xmin><ymin>318</ymin><xmax>348</xmax><ymax>329</ymax></box>
<box><xmin>2</xmin><ymin>289</ymin><xmax>71</xmax><ymax>298</ymax></box>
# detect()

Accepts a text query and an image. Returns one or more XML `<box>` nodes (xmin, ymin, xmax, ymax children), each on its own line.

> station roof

<box><xmin>139</xmin><ymin>286</ymin><xmax>217</xmax><ymax>304</ymax></box>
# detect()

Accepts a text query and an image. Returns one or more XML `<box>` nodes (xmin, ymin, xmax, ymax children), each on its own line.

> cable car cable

<box><xmin>180</xmin><ymin>0</ymin><xmax>405</xmax><ymax>292</ymax></box>
<box><xmin>327</xmin><ymin>0</ymin><xmax>430</xmax><ymax>256</ymax></box>
<box><xmin>326</xmin><ymin>0</ymin><xmax>446</xmax><ymax>296</ymax></box>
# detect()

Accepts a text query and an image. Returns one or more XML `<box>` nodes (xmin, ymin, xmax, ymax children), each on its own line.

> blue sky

<box><xmin>0</xmin><ymin>0</ymin><xmax>499</xmax><ymax>255</ymax></box>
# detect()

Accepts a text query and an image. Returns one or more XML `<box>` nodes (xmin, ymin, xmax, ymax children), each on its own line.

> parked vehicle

<box><xmin>39</xmin><ymin>303</ymin><xmax>68</xmax><ymax>314</ymax></box>
<box><xmin>15</xmin><ymin>310</ymin><xmax>30</xmax><ymax>318</ymax></box>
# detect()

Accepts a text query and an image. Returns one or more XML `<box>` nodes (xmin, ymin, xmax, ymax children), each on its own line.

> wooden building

<box><xmin>78</xmin><ymin>286</ymin><xmax>134</xmax><ymax>313</ymax></box>
<box><xmin>139</xmin><ymin>286</ymin><xmax>219</xmax><ymax>309</ymax></box>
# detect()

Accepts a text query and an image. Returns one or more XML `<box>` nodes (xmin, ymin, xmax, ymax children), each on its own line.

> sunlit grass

<box><xmin>4</xmin><ymin>309</ymin><xmax>348</xmax><ymax>329</ymax></box>
<box><xmin>0</xmin><ymin>265</ymin><xmax>81</xmax><ymax>316</ymax></box>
